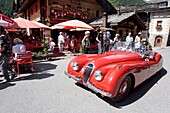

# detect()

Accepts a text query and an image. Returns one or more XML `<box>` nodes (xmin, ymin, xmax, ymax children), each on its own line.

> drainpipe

<box><xmin>40</xmin><ymin>0</ymin><xmax>45</xmax><ymax>23</ymax></box>
<box><xmin>46</xmin><ymin>0</ymin><xmax>49</xmax><ymax>20</ymax></box>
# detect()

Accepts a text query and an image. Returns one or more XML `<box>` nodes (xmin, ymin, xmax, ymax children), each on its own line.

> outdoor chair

<box><xmin>16</xmin><ymin>51</ymin><xmax>34</xmax><ymax>75</ymax></box>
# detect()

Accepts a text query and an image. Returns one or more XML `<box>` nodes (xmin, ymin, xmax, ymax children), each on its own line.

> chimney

<box><xmin>103</xmin><ymin>12</ymin><xmax>108</xmax><ymax>28</ymax></box>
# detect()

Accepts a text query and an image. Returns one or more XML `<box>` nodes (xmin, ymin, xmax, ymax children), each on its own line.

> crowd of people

<box><xmin>57</xmin><ymin>31</ymin><xmax>82</xmax><ymax>54</ymax></box>
<box><xmin>56</xmin><ymin>27</ymin><xmax>152</xmax><ymax>55</ymax></box>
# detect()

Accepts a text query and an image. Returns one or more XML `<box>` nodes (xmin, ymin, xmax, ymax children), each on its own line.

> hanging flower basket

<box><xmin>156</xmin><ymin>25</ymin><xmax>162</xmax><ymax>31</ymax></box>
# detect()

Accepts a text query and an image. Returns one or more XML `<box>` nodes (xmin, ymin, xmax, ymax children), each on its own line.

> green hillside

<box><xmin>145</xmin><ymin>0</ymin><xmax>167</xmax><ymax>3</ymax></box>
<box><xmin>108</xmin><ymin>0</ymin><xmax>145</xmax><ymax>6</ymax></box>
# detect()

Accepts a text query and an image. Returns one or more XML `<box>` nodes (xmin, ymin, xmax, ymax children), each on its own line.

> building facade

<box><xmin>90</xmin><ymin>12</ymin><xmax>146</xmax><ymax>40</ymax></box>
<box><xmin>149</xmin><ymin>1</ymin><xmax>170</xmax><ymax>48</ymax></box>
<box><xmin>19</xmin><ymin>0</ymin><xmax>116</xmax><ymax>24</ymax></box>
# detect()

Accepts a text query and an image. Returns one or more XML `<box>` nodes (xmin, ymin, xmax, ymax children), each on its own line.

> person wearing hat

<box><xmin>58</xmin><ymin>32</ymin><xmax>65</xmax><ymax>53</ymax></box>
<box><xmin>110</xmin><ymin>33</ymin><xmax>120</xmax><ymax>50</ymax></box>
<box><xmin>82</xmin><ymin>31</ymin><xmax>90</xmax><ymax>54</ymax></box>
<box><xmin>0</xmin><ymin>26</ymin><xmax>13</xmax><ymax>82</ymax></box>
<box><xmin>12</xmin><ymin>38</ymin><xmax>26</xmax><ymax>61</ymax></box>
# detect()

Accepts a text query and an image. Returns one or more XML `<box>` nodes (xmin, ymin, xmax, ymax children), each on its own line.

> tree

<box><xmin>0</xmin><ymin>0</ymin><xmax>13</xmax><ymax>17</ymax></box>
<box><xmin>107</xmin><ymin>0</ymin><xmax>119</xmax><ymax>7</ymax></box>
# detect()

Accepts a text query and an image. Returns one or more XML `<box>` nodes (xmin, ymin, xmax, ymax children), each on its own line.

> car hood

<box><xmin>86</xmin><ymin>50</ymin><xmax>142</xmax><ymax>69</ymax></box>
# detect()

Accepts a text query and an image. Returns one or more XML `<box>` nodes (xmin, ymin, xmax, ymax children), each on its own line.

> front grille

<box><xmin>83</xmin><ymin>63</ymin><xmax>94</xmax><ymax>83</ymax></box>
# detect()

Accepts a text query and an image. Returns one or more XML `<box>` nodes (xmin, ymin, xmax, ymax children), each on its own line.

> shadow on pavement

<box><xmin>98</xmin><ymin>68</ymin><xmax>167</xmax><ymax>108</ymax></box>
<box><xmin>34</xmin><ymin>63</ymin><xmax>57</xmax><ymax>73</ymax></box>
<box><xmin>75</xmin><ymin>68</ymin><xmax>167</xmax><ymax>108</ymax></box>
<box><xmin>13</xmin><ymin>73</ymin><xmax>54</xmax><ymax>82</ymax></box>
<box><xmin>0</xmin><ymin>82</ymin><xmax>16</xmax><ymax>90</ymax></box>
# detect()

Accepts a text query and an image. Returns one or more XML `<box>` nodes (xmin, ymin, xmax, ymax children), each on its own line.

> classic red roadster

<box><xmin>65</xmin><ymin>42</ymin><xmax>163</xmax><ymax>102</ymax></box>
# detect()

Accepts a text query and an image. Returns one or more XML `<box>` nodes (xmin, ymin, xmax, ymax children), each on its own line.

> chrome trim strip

<box><xmin>86</xmin><ymin>81</ymin><xmax>112</xmax><ymax>98</ymax></box>
<box><xmin>64</xmin><ymin>71</ymin><xmax>81</xmax><ymax>82</ymax></box>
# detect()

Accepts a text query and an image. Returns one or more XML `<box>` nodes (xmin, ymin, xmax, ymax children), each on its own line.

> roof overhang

<box><xmin>95</xmin><ymin>0</ymin><xmax>117</xmax><ymax>14</ymax></box>
<box><xmin>19</xmin><ymin>0</ymin><xmax>38</xmax><ymax>12</ymax></box>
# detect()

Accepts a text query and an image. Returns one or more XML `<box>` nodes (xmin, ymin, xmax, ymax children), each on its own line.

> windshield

<box><xmin>113</xmin><ymin>41</ymin><xmax>147</xmax><ymax>55</ymax></box>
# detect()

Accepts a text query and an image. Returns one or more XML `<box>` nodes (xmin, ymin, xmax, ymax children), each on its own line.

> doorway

<box><xmin>154</xmin><ymin>36</ymin><xmax>163</xmax><ymax>47</ymax></box>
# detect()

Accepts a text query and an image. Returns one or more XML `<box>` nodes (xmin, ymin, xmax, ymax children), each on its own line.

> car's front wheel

<box><xmin>113</xmin><ymin>75</ymin><xmax>132</xmax><ymax>102</ymax></box>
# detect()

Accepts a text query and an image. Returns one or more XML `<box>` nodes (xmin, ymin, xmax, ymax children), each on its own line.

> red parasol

<box><xmin>6</xmin><ymin>28</ymin><xmax>19</xmax><ymax>32</ymax></box>
<box><xmin>31</xmin><ymin>21</ymin><xmax>51</xmax><ymax>29</ymax></box>
<box><xmin>51</xmin><ymin>19</ymin><xmax>94</xmax><ymax>30</ymax></box>
<box><xmin>13</xmin><ymin>17</ymin><xmax>40</xmax><ymax>28</ymax></box>
<box><xmin>0</xmin><ymin>13</ymin><xmax>19</xmax><ymax>28</ymax></box>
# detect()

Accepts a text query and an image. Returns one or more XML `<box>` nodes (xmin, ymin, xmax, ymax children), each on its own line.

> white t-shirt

<box><xmin>48</xmin><ymin>41</ymin><xmax>56</xmax><ymax>50</ymax></box>
<box><xmin>12</xmin><ymin>44</ymin><xmax>26</xmax><ymax>60</ymax></box>
<box><xmin>126</xmin><ymin>36</ymin><xmax>133</xmax><ymax>43</ymax></box>
<box><xmin>135</xmin><ymin>36</ymin><xmax>141</xmax><ymax>48</ymax></box>
<box><xmin>58</xmin><ymin>35</ymin><xmax>65</xmax><ymax>44</ymax></box>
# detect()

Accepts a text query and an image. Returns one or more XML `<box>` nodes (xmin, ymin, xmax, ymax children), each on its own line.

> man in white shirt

<box><xmin>126</xmin><ymin>32</ymin><xmax>133</xmax><ymax>43</ymax></box>
<box><xmin>126</xmin><ymin>32</ymin><xmax>134</xmax><ymax>49</ymax></box>
<box><xmin>58</xmin><ymin>32</ymin><xmax>65</xmax><ymax>53</ymax></box>
<box><xmin>12</xmin><ymin>38</ymin><xmax>26</xmax><ymax>61</ymax></box>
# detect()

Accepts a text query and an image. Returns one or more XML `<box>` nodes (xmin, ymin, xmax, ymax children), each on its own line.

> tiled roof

<box><xmin>90</xmin><ymin>12</ymin><xmax>135</xmax><ymax>25</ymax></box>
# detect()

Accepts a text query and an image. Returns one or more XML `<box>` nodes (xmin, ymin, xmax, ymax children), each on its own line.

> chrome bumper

<box><xmin>86</xmin><ymin>81</ymin><xmax>112</xmax><ymax>98</ymax></box>
<box><xmin>64</xmin><ymin>71</ymin><xmax>81</xmax><ymax>82</ymax></box>
<box><xmin>65</xmin><ymin>71</ymin><xmax>112</xmax><ymax>98</ymax></box>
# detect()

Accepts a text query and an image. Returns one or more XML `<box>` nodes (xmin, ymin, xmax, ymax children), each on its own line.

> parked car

<box><xmin>65</xmin><ymin>42</ymin><xmax>163</xmax><ymax>102</ymax></box>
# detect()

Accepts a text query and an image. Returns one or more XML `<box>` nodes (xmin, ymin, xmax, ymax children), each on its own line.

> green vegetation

<box><xmin>0</xmin><ymin>0</ymin><xmax>13</xmax><ymax>17</ymax></box>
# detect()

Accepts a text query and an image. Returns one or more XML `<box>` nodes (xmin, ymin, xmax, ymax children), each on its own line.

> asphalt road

<box><xmin>0</xmin><ymin>48</ymin><xmax>170</xmax><ymax>113</ymax></box>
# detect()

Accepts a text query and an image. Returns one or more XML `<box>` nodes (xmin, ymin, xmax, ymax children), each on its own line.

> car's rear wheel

<box><xmin>113</xmin><ymin>75</ymin><xmax>132</xmax><ymax>102</ymax></box>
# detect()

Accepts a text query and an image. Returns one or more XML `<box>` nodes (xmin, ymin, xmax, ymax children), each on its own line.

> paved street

<box><xmin>0</xmin><ymin>48</ymin><xmax>170</xmax><ymax>113</ymax></box>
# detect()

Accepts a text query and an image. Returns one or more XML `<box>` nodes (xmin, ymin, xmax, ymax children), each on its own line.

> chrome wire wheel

<box><xmin>113</xmin><ymin>76</ymin><xmax>132</xmax><ymax>102</ymax></box>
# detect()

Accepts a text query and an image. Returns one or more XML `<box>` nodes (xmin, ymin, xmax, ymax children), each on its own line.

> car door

<box><xmin>133</xmin><ymin>62</ymin><xmax>149</xmax><ymax>87</ymax></box>
<box><xmin>147</xmin><ymin>60</ymin><xmax>158</xmax><ymax>79</ymax></box>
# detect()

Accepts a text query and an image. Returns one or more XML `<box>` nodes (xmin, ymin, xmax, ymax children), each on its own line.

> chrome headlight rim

<box><xmin>72</xmin><ymin>62</ymin><xmax>79</xmax><ymax>71</ymax></box>
<box><xmin>94</xmin><ymin>70</ymin><xmax>103</xmax><ymax>81</ymax></box>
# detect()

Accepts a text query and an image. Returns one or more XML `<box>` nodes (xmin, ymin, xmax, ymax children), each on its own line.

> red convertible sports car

<box><xmin>65</xmin><ymin>42</ymin><xmax>163</xmax><ymax>102</ymax></box>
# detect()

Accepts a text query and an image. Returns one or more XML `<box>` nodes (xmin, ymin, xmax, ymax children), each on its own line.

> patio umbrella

<box><xmin>0</xmin><ymin>19</ymin><xmax>8</xmax><ymax>27</ymax></box>
<box><xmin>6</xmin><ymin>28</ymin><xmax>19</xmax><ymax>32</ymax></box>
<box><xmin>70</xmin><ymin>28</ymin><xmax>94</xmax><ymax>31</ymax></box>
<box><xmin>31</xmin><ymin>21</ymin><xmax>51</xmax><ymax>29</ymax></box>
<box><xmin>51</xmin><ymin>19</ymin><xmax>94</xmax><ymax>30</ymax></box>
<box><xmin>13</xmin><ymin>17</ymin><xmax>40</xmax><ymax>28</ymax></box>
<box><xmin>0</xmin><ymin>13</ymin><xmax>18</xmax><ymax>28</ymax></box>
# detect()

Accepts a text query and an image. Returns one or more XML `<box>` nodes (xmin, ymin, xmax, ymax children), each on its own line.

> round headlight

<box><xmin>94</xmin><ymin>70</ymin><xmax>103</xmax><ymax>81</ymax></box>
<box><xmin>72</xmin><ymin>62</ymin><xmax>79</xmax><ymax>71</ymax></box>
